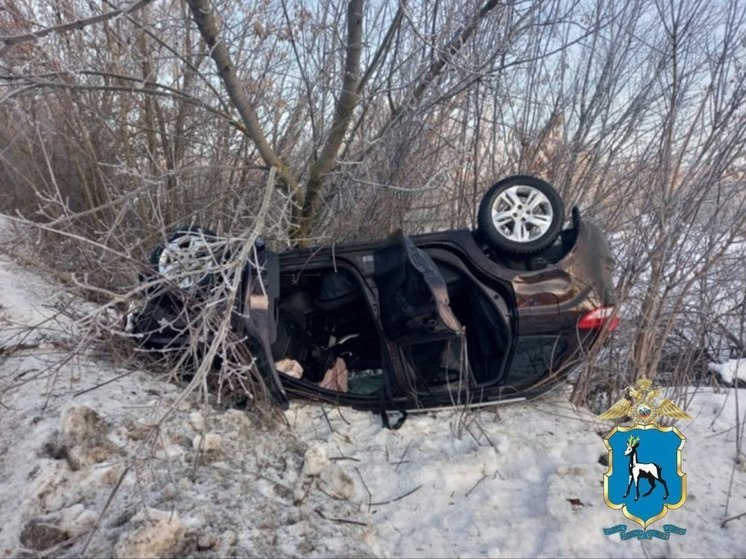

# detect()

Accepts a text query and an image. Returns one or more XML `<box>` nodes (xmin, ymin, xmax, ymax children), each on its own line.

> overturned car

<box><xmin>127</xmin><ymin>176</ymin><xmax>618</xmax><ymax>414</ymax></box>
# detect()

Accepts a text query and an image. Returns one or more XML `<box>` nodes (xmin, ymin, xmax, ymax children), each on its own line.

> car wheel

<box><xmin>477</xmin><ymin>176</ymin><xmax>565</xmax><ymax>255</ymax></box>
<box><xmin>148</xmin><ymin>225</ymin><xmax>223</xmax><ymax>290</ymax></box>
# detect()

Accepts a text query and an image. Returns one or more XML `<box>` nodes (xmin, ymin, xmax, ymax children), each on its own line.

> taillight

<box><xmin>578</xmin><ymin>306</ymin><xmax>619</xmax><ymax>331</ymax></box>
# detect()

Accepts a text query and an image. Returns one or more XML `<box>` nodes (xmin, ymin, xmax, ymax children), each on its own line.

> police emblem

<box><xmin>597</xmin><ymin>378</ymin><xmax>691</xmax><ymax>540</ymax></box>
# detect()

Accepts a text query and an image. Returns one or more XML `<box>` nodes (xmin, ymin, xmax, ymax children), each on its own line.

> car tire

<box><xmin>477</xmin><ymin>176</ymin><xmax>565</xmax><ymax>255</ymax></box>
<box><xmin>147</xmin><ymin>225</ymin><xmax>223</xmax><ymax>291</ymax></box>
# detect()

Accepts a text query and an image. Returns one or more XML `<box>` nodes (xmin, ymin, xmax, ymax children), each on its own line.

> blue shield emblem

<box><xmin>604</xmin><ymin>425</ymin><xmax>686</xmax><ymax>528</ymax></box>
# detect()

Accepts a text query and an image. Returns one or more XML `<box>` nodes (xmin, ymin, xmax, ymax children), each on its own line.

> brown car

<box><xmin>128</xmin><ymin>176</ymin><xmax>618</xmax><ymax>418</ymax></box>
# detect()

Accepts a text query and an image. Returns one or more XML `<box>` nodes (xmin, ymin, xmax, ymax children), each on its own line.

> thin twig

<box><xmin>0</xmin><ymin>0</ymin><xmax>155</xmax><ymax>55</ymax></box>
<box><xmin>314</xmin><ymin>508</ymin><xmax>368</xmax><ymax>527</ymax></box>
<box><xmin>370</xmin><ymin>484</ymin><xmax>423</xmax><ymax>506</ymax></box>
<box><xmin>334</xmin><ymin>406</ymin><xmax>351</xmax><ymax>427</ymax></box>
<box><xmin>354</xmin><ymin>466</ymin><xmax>373</xmax><ymax>513</ymax></box>
<box><xmin>73</xmin><ymin>369</ymin><xmax>139</xmax><ymax>397</ymax></box>
<box><xmin>724</xmin><ymin>457</ymin><xmax>737</xmax><ymax>518</ymax></box>
<box><xmin>329</xmin><ymin>455</ymin><xmax>360</xmax><ymax>463</ymax></box>
<box><xmin>321</xmin><ymin>406</ymin><xmax>334</xmax><ymax>433</ymax></box>
<box><xmin>471</xmin><ymin>417</ymin><xmax>497</xmax><ymax>449</ymax></box>
<box><xmin>394</xmin><ymin>440</ymin><xmax>413</xmax><ymax>472</ymax></box>
<box><xmin>720</xmin><ymin>511</ymin><xmax>746</xmax><ymax>528</ymax></box>
<box><xmin>465</xmin><ymin>470</ymin><xmax>488</xmax><ymax>498</ymax></box>
<box><xmin>80</xmin><ymin>465</ymin><xmax>131</xmax><ymax>556</ymax></box>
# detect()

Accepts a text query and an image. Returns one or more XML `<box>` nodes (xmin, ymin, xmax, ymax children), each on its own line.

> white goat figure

<box><xmin>622</xmin><ymin>435</ymin><xmax>669</xmax><ymax>501</ymax></box>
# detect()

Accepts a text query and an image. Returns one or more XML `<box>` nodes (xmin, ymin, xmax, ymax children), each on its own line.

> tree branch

<box><xmin>0</xmin><ymin>70</ymin><xmax>243</xmax><ymax>132</ymax></box>
<box><xmin>185</xmin><ymin>0</ymin><xmax>298</xmax><ymax>195</ymax></box>
<box><xmin>396</xmin><ymin>0</ymin><xmax>500</xmax><ymax>118</ymax></box>
<box><xmin>296</xmin><ymin>0</ymin><xmax>364</xmax><ymax>241</ymax></box>
<box><xmin>358</xmin><ymin>2</ymin><xmax>405</xmax><ymax>95</ymax></box>
<box><xmin>0</xmin><ymin>0</ymin><xmax>155</xmax><ymax>57</ymax></box>
<box><xmin>352</xmin><ymin>0</ymin><xmax>502</xmax><ymax>168</ymax></box>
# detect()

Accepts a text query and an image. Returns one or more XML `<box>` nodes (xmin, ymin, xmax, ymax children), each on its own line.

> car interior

<box><xmin>270</xmin><ymin>253</ymin><xmax>514</xmax><ymax>399</ymax></box>
<box><xmin>271</xmin><ymin>266</ymin><xmax>385</xmax><ymax>394</ymax></box>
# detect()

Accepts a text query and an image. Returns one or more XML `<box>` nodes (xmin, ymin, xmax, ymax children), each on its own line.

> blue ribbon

<box><xmin>603</xmin><ymin>524</ymin><xmax>686</xmax><ymax>540</ymax></box>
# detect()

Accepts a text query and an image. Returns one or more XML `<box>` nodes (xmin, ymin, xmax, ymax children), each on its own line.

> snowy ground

<box><xmin>1</xmin><ymin>245</ymin><xmax>745</xmax><ymax>558</ymax></box>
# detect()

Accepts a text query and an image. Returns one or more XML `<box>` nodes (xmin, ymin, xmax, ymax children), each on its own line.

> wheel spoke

<box><xmin>525</xmin><ymin>190</ymin><xmax>540</xmax><ymax>209</ymax></box>
<box><xmin>492</xmin><ymin>209</ymin><xmax>514</xmax><ymax>227</ymax></box>
<box><xmin>527</xmin><ymin>214</ymin><xmax>551</xmax><ymax>226</ymax></box>
<box><xmin>516</xmin><ymin>222</ymin><xmax>529</xmax><ymax>242</ymax></box>
<box><xmin>525</xmin><ymin>188</ymin><xmax>551</xmax><ymax>212</ymax></box>
<box><xmin>497</xmin><ymin>188</ymin><xmax>521</xmax><ymax>210</ymax></box>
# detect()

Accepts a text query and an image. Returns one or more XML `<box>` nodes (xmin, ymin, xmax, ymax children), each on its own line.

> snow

<box><xmin>289</xmin><ymin>390</ymin><xmax>746</xmax><ymax>558</ymax></box>
<box><xmin>1</xmin><ymin>244</ymin><xmax>746</xmax><ymax>557</ymax></box>
<box><xmin>708</xmin><ymin>359</ymin><xmax>746</xmax><ymax>386</ymax></box>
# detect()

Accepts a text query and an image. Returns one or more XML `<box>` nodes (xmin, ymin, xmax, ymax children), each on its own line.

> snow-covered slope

<box><xmin>1</xmin><ymin>246</ymin><xmax>745</xmax><ymax>558</ymax></box>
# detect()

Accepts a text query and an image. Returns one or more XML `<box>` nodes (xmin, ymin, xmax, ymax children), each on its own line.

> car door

<box><xmin>374</xmin><ymin>231</ymin><xmax>469</xmax><ymax>403</ymax></box>
<box><xmin>234</xmin><ymin>243</ymin><xmax>289</xmax><ymax>409</ymax></box>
